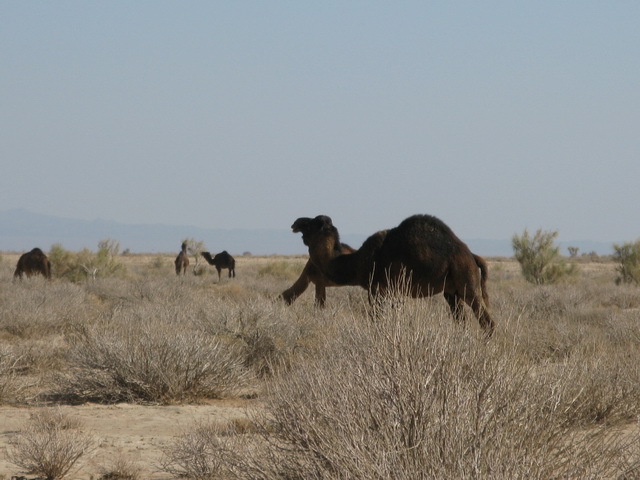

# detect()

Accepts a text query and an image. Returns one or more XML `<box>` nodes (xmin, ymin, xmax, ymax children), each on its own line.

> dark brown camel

<box><xmin>280</xmin><ymin>243</ymin><xmax>356</xmax><ymax>307</ymax></box>
<box><xmin>201</xmin><ymin>251</ymin><xmax>236</xmax><ymax>281</ymax></box>
<box><xmin>14</xmin><ymin>248</ymin><xmax>52</xmax><ymax>280</ymax></box>
<box><xmin>175</xmin><ymin>242</ymin><xmax>190</xmax><ymax>276</ymax></box>
<box><xmin>291</xmin><ymin>214</ymin><xmax>494</xmax><ymax>336</ymax></box>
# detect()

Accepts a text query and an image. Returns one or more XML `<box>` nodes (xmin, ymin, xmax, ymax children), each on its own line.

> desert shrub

<box><xmin>0</xmin><ymin>280</ymin><xmax>98</xmax><ymax>339</ymax></box>
<box><xmin>197</xmin><ymin>297</ymin><xmax>317</xmax><ymax>377</ymax></box>
<box><xmin>0</xmin><ymin>344</ymin><xmax>29</xmax><ymax>403</ymax></box>
<box><xmin>48</xmin><ymin>243</ymin><xmax>78</xmax><ymax>280</ymax></box>
<box><xmin>160</xmin><ymin>421</ymin><xmax>240</xmax><ymax>480</ymax></box>
<box><xmin>48</xmin><ymin>240</ymin><xmax>126</xmax><ymax>282</ymax></box>
<box><xmin>7</xmin><ymin>408</ymin><xmax>95</xmax><ymax>480</ymax></box>
<box><xmin>51</xmin><ymin>316</ymin><xmax>251</xmax><ymax>403</ymax></box>
<box><xmin>220</xmin><ymin>294</ymin><xmax>639</xmax><ymax>479</ymax></box>
<box><xmin>512</xmin><ymin>228</ymin><xmax>577</xmax><ymax>284</ymax></box>
<box><xmin>148</xmin><ymin>254</ymin><xmax>166</xmax><ymax>270</ymax></box>
<box><xmin>96</xmin><ymin>454</ymin><xmax>142</xmax><ymax>480</ymax></box>
<box><xmin>257</xmin><ymin>260</ymin><xmax>305</xmax><ymax>281</ymax></box>
<box><xmin>613</xmin><ymin>239</ymin><xmax>640</xmax><ymax>285</ymax></box>
<box><xmin>92</xmin><ymin>239</ymin><xmax>126</xmax><ymax>277</ymax></box>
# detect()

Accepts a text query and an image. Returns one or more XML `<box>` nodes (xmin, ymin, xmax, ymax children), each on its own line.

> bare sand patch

<box><xmin>0</xmin><ymin>399</ymin><xmax>261</xmax><ymax>479</ymax></box>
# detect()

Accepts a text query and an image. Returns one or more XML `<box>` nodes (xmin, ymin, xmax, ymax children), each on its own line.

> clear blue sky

<box><xmin>2</xmin><ymin>1</ymin><xmax>639</xmax><ymax>244</ymax></box>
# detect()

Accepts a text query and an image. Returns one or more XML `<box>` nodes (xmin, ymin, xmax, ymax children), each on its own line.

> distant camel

<box><xmin>14</xmin><ymin>248</ymin><xmax>52</xmax><ymax>280</ymax></box>
<box><xmin>201</xmin><ymin>251</ymin><xmax>236</xmax><ymax>281</ymax></box>
<box><xmin>280</xmin><ymin>242</ymin><xmax>356</xmax><ymax>307</ymax></box>
<box><xmin>291</xmin><ymin>214</ymin><xmax>494</xmax><ymax>336</ymax></box>
<box><xmin>175</xmin><ymin>242</ymin><xmax>189</xmax><ymax>276</ymax></box>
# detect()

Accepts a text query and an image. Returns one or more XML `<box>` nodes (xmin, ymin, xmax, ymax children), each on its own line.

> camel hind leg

<box><xmin>444</xmin><ymin>293</ymin><xmax>465</xmax><ymax>324</ymax></box>
<box><xmin>446</xmin><ymin>282</ymin><xmax>494</xmax><ymax>337</ymax></box>
<box><xmin>467</xmin><ymin>294</ymin><xmax>494</xmax><ymax>337</ymax></box>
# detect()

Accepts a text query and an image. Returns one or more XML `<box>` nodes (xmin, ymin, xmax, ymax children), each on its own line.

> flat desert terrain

<box><xmin>0</xmin><ymin>251</ymin><xmax>638</xmax><ymax>479</ymax></box>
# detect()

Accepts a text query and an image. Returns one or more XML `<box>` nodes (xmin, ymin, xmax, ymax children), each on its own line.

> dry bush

<box><xmin>257</xmin><ymin>259</ymin><xmax>306</xmax><ymax>281</ymax></box>
<box><xmin>2</xmin><ymin>255</ymin><xmax>640</xmax><ymax>477</ymax></box>
<box><xmin>160</xmin><ymin>421</ymin><xmax>244</xmax><ymax>480</ymax></box>
<box><xmin>196</xmin><ymin>297</ymin><xmax>320</xmax><ymax>378</ymax></box>
<box><xmin>0</xmin><ymin>344</ymin><xmax>30</xmax><ymax>403</ymax></box>
<box><xmin>51</xmin><ymin>317</ymin><xmax>251</xmax><ymax>403</ymax></box>
<box><xmin>0</xmin><ymin>279</ymin><xmax>98</xmax><ymax>339</ymax></box>
<box><xmin>214</xmin><ymin>286</ymin><xmax>640</xmax><ymax>479</ymax></box>
<box><xmin>96</xmin><ymin>453</ymin><xmax>142</xmax><ymax>480</ymax></box>
<box><xmin>7</xmin><ymin>408</ymin><xmax>95</xmax><ymax>480</ymax></box>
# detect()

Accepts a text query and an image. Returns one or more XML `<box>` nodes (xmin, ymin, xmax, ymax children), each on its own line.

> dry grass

<box><xmin>1</xmin><ymin>253</ymin><xmax>639</xmax><ymax>478</ymax></box>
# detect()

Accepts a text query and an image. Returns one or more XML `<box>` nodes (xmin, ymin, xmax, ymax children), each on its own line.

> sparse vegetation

<box><xmin>7</xmin><ymin>409</ymin><xmax>95</xmax><ymax>480</ymax></box>
<box><xmin>96</xmin><ymin>453</ymin><xmax>142</xmax><ymax>480</ymax></box>
<box><xmin>258</xmin><ymin>259</ymin><xmax>306</xmax><ymax>280</ymax></box>
<box><xmin>160</xmin><ymin>421</ymin><xmax>241</xmax><ymax>480</ymax></box>
<box><xmin>0</xmin><ymin>252</ymin><xmax>638</xmax><ymax>478</ymax></box>
<box><xmin>51</xmin><ymin>306</ymin><xmax>252</xmax><ymax>403</ymax></box>
<box><xmin>613</xmin><ymin>239</ymin><xmax>640</xmax><ymax>285</ymax></box>
<box><xmin>512</xmin><ymin>228</ymin><xmax>577</xmax><ymax>284</ymax></box>
<box><xmin>48</xmin><ymin>240</ymin><xmax>126</xmax><ymax>282</ymax></box>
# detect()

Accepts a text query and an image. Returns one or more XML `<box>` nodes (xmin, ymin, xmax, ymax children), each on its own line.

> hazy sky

<box><xmin>2</xmin><ymin>2</ymin><xmax>639</xmax><ymax>244</ymax></box>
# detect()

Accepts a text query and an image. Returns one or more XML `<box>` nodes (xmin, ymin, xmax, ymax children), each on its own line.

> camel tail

<box><xmin>474</xmin><ymin>254</ymin><xmax>489</xmax><ymax>308</ymax></box>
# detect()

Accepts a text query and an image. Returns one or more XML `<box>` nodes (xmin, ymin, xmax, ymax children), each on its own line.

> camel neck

<box><xmin>309</xmin><ymin>248</ymin><xmax>360</xmax><ymax>286</ymax></box>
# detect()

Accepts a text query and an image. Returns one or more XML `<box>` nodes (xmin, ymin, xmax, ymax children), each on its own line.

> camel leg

<box><xmin>444</xmin><ymin>293</ymin><xmax>465</xmax><ymax>324</ymax></box>
<box><xmin>216</xmin><ymin>267</ymin><xmax>221</xmax><ymax>281</ymax></box>
<box><xmin>314</xmin><ymin>283</ymin><xmax>327</xmax><ymax>308</ymax></box>
<box><xmin>462</xmin><ymin>294</ymin><xmax>494</xmax><ymax>337</ymax></box>
<box><xmin>452</xmin><ymin>292</ymin><xmax>494</xmax><ymax>337</ymax></box>
<box><xmin>281</xmin><ymin>272</ymin><xmax>310</xmax><ymax>305</ymax></box>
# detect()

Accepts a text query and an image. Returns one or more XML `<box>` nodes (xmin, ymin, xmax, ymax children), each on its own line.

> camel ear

<box><xmin>316</xmin><ymin>215</ymin><xmax>334</xmax><ymax>232</ymax></box>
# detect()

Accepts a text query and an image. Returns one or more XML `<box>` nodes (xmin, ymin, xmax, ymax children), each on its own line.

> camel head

<box><xmin>291</xmin><ymin>215</ymin><xmax>336</xmax><ymax>247</ymax></box>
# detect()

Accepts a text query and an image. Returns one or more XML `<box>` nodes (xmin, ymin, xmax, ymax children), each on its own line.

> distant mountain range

<box><xmin>0</xmin><ymin>209</ymin><xmax>616</xmax><ymax>257</ymax></box>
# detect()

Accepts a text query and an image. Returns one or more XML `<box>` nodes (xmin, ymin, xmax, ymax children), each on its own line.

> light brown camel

<box><xmin>291</xmin><ymin>214</ymin><xmax>494</xmax><ymax>336</ymax></box>
<box><xmin>174</xmin><ymin>242</ymin><xmax>189</xmax><ymax>275</ymax></box>
<box><xmin>201</xmin><ymin>251</ymin><xmax>236</xmax><ymax>281</ymax></box>
<box><xmin>14</xmin><ymin>248</ymin><xmax>52</xmax><ymax>280</ymax></box>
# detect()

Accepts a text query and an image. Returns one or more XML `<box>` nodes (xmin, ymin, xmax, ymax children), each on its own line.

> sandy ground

<box><xmin>0</xmin><ymin>399</ymin><xmax>260</xmax><ymax>479</ymax></box>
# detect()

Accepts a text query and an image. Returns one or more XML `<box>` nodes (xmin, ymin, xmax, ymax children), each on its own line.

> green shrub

<box><xmin>613</xmin><ymin>239</ymin><xmax>640</xmax><ymax>285</ymax></box>
<box><xmin>48</xmin><ymin>240</ymin><xmax>126</xmax><ymax>282</ymax></box>
<box><xmin>257</xmin><ymin>260</ymin><xmax>304</xmax><ymax>281</ymax></box>
<box><xmin>512</xmin><ymin>229</ymin><xmax>576</xmax><ymax>284</ymax></box>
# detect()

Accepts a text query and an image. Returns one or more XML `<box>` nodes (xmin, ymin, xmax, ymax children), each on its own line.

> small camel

<box><xmin>201</xmin><ymin>251</ymin><xmax>236</xmax><ymax>281</ymax></box>
<box><xmin>14</xmin><ymin>248</ymin><xmax>52</xmax><ymax>280</ymax></box>
<box><xmin>291</xmin><ymin>214</ymin><xmax>494</xmax><ymax>336</ymax></box>
<box><xmin>174</xmin><ymin>242</ymin><xmax>189</xmax><ymax>276</ymax></box>
<box><xmin>280</xmin><ymin>242</ymin><xmax>356</xmax><ymax>307</ymax></box>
